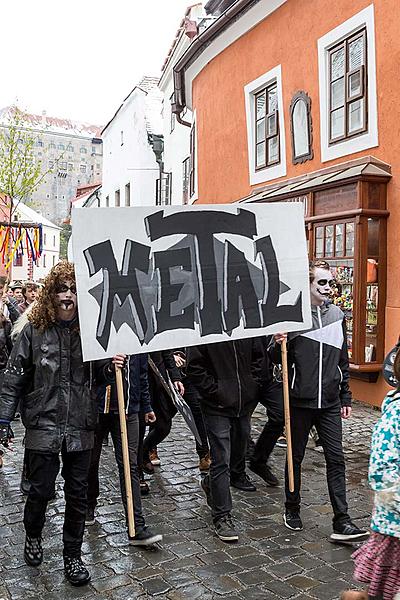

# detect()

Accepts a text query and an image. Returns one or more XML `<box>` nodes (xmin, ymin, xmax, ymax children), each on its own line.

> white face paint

<box><xmin>310</xmin><ymin>267</ymin><xmax>334</xmax><ymax>306</ymax></box>
<box><xmin>55</xmin><ymin>279</ymin><xmax>77</xmax><ymax>320</ymax></box>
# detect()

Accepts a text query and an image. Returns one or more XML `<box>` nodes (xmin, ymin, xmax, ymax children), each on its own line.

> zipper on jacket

<box><xmin>233</xmin><ymin>341</ymin><xmax>242</xmax><ymax>417</ymax></box>
<box><xmin>317</xmin><ymin>306</ymin><xmax>323</xmax><ymax>409</ymax></box>
<box><xmin>291</xmin><ymin>364</ymin><xmax>296</xmax><ymax>389</ymax></box>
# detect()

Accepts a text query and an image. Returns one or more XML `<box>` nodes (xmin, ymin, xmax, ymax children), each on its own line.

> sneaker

<box><xmin>276</xmin><ymin>436</ymin><xmax>287</xmax><ymax>449</ymax></box>
<box><xmin>330</xmin><ymin>521</ymin><xmax>369</xmax><ymax>543</ymax></box>
<box><xmin>24</xmin><ymin>535</ymin><xmax>43</xmax><ymax>567</ymax></box>
<box><xmin>149</xmin><ymin>448</ymin><xmax>161</xmax><ymax>466</ymax></box>
<box><xmin>283</xmin><ymin>511</ymin><xmax>303</xmax><ymax>531</ymax></box>
<box><xmin>142</xmin><ymin>459</ymin><xmax>155</xmax><ymax>475</ymax></box>
<box><xmin>140</xmin><ymin>479</ymin><xmax>150</xmax><ymax>496</ymax></box>
<box><xmin>64</xmin><ymin>556</ymin><xmax>91</xmax><ymax>586</ymax></box>
<box><xmin>230</xmin><ymin>473</ymin><xmax>256</xmax><ymax>492</ymax></box>
<box><xmin>249</xmin><ymin>460</ymin><xmax>279</xmax><ymax>487</ymax></box>
<box><xmin>198</xmin><ymin>452</ymin><xmax>211</xmax><ymax>472</ymax></box>
<box><xmin>214</xmin><ymin>515</ymin><xmax>239</xmax><ymax>542</ymax></box>
<box><xmin>200</xmin><ymin>475</ymin><xmax>212</xmax><ymax>507</ymax></box>
<box><xmin>85</xmin><ymin>507</ymin><xmax>96</xmax><ymax>526</ymax></box>
<box><xmin>129</xmin><ymin>526</ymin><xmax>163</xmax><ymax>546</ymax></box>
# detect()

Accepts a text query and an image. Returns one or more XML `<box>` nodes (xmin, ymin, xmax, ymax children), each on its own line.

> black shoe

<box><xmin>140</xmin><ymin>479</ymin><xmax>150</xmax><ymax>496</ymax></box>
<box><xmin>142</xmin><ymin>460</ymin><xmax>155</xmax><ymax>475</ymax></box>
<box><xmin>129</xmin><ymin>526</ymin><xmax>163</xmax><ymax>546</ymax></box>
<box><xmin>85</xmin><ymin>507</ymin><xmax>96</xmax><ymax>526</ymax></box>
<box><xmin>330</xmin><ymin>521</ymin><xmax>369</xmax><ymax>543</ymax></box>
<box><xmin>214</xmin><ymin>515</ymin><xmax>239</xmax><ymax>542</ymax></box>
<box><xmin>201</xmin><ymin>475</ymin><xmax>212</xmax><ymax>507</ymax></box>
<box><xmin>283</xmin><ymin>511</ymin><xmax>303</xmax><ymax>531</ymax></box>
<box><xmin>249</xmin><ymin>460</ymin><xmax>279</xmax><ymax>487</ymax></box>
<box><xmin>64</xmin><ymin>556</ymin><xmax>91</xmax><ymax>586</ymax></box>
<box><xmin>24</xmin><ymin>535</ymin><xmax>43</xmax><ymax>566</ymax></box>
<box><xmin>230</xmin><ymin>473</ymin><xmax>256</xmax><ymax>492</ymax></box>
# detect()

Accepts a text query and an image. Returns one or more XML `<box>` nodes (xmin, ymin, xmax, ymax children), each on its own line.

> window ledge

<box><xmin>350</xmin><ymin>362</ymin><xmax>382</xmax><ymax>383</ymax></box>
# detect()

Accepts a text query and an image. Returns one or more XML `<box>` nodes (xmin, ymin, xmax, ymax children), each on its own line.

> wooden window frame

<box><xmin>328</xmin><ymin>28</ymin><xmax>367</xmax><ymax>145</ymax></box>
<box><xmin>254</xmin><ymin>82</ymin><xmax>280</xmax><ymax>171</ymax></box>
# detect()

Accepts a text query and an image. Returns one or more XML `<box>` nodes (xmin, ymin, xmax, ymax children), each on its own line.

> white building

<box><xmin>100</xmin><ymin>77</ymin><xmax>163</xmax><ymax>208</ymax></box>
<box><xmin>159</xmin><ymin>4</ymin><xmax>214</xmax><ymax>205</ymax></box>
<box><xmin>11</xmin><ymin>202</ymin><xmax>61</xmax><ymax>281</ymax></box>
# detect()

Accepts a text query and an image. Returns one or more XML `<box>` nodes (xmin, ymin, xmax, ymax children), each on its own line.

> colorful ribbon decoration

<box><xmin>0</xmin><ymin>224</ymin><xmax>43</xmax><ymax>270</ymax></box>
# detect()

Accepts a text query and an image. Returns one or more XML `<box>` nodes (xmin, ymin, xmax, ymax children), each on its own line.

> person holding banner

<box><xmin>0</xmin><ymin>262</ymin><xmax>123</xmax><ymax>587</ymax></box>
<box><xmin>86</xmin><ymin>354</ymin><xmax>163</xmax><ymax>546</ymax></box>
<box><xmin>274</xmin><ymin>259</ymin><xmax>368</xmax><ymax>543</ymax></box>
<box><xmin>187</xmin><ymin>338</ymin><xmax>263</xmax><ymax>542</ymax></box>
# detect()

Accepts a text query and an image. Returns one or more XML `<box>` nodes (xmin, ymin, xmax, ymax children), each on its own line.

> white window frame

<box><xmin>244</xmin><ymin>64</ymin><xmax>286</xmax><ymax>186</ymax></box>
<box><xmin>318</xmin><ymin>4</ymin><xmax>378</xmax><ymax>162</ymax></box>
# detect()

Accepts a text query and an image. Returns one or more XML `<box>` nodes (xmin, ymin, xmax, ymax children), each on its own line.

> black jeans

<box><xmin>24</xmin><ymin>441</ymin><xmax>91</xmax><ymax>557</ymax></box>
<box><xmin>253</xmin><ymin>380</ymin><xmax>284</xmax><ymax>463</ymax></box>
<box><xmin>203</xmin><ymin>413</ymin><xmax>250</xmax><ymax>522</ymax></box>
<box><xmin>285</xmin><ymin>405</ymin><xmax>349</xmax><ymax>525</ymax></box>
<box><xmin>87</xmin><ymin>412</ymin><xmax>145</xmax><ymax>530</ymax></box>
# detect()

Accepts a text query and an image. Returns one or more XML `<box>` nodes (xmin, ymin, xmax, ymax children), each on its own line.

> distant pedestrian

<box><xmin>341</xmin><ymin>346</ymin><xmax>400</xmax><ymax>600</ymax></box>
<box><xmin>19</xmin><ymin>281</ymin><xmax>39</xmax><ymax>314</ymax></box>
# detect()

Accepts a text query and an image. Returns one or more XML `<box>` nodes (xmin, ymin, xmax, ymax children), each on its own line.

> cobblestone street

<box><xmin>0</xmin><ymin>402</ymin><xmax>378</xmax><ymax>600</ymax></box>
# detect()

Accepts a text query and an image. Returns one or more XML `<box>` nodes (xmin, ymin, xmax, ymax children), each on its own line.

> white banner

<box><xmin>72</xmin><ymin>204</ymin><xmax>311</xmax><ymax>361</ymax></box>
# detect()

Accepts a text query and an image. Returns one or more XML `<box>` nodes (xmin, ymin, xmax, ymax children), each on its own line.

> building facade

<box><xmin>100</xmin><ymin>77</ymin><xmax>163</xmax><ymax>208</ymax></box>
<box><xmin>173</xmin><ymin>0</ymin><xmax>400</xmax><ymax>406</ymax></box>
<box><xmin>0</xmin><ymin>108</ymin><xmax>103</xmax><ymax>225</ymax></box>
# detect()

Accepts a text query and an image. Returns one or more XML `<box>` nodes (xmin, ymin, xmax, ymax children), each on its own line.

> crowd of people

<box><xmin>0</xmin><ymin>260</ymin><xmax>398</xmax><ymax>599</ymax></box>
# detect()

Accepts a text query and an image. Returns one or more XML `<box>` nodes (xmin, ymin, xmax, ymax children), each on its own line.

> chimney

<box><xmin>41</xmin><ymin>110</ymin><xmax>47</xmax><ymax>128</ymax></box>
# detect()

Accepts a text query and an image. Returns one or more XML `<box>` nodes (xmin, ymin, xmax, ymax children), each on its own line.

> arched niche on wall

<box><xmin>290</xmin><ymin>91</ymin><xmax>313</xmax><ymax>164</ymax></box>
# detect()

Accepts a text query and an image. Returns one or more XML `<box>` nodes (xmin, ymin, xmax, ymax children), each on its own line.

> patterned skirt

<box><xmin>352</xmin><ymin>532</ymin><xmax>400</xmax><ymax>600</ymax></box>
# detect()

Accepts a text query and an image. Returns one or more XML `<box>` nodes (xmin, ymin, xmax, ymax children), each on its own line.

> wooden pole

<box><xmin>281</xmin><ymin>338</ymin><xmax>294</xmax><ymax>493</ymax></box>
<box><xmin>115</xmin><ymin>366</ymin><xmax>135</xmax><ymax>538</ymax></box>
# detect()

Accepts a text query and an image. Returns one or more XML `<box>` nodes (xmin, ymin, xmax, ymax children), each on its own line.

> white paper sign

<box><xmin>72</xmin><ymin>204</ymin><xmax>311</xmax><ymax>360</ymax></box>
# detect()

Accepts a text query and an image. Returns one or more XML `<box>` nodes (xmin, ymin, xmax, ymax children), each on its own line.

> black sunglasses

<box><xmin>55</xmin><ymin>284</ymin><xmax>77</xmax><ymax>294</ymax></box>
<box><xmin>316</xmin><ymin>279</ymin><xmax>336</xmax><ymax>287</ymax></box>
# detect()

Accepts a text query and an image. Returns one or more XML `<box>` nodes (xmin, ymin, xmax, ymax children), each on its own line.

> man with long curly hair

<box><xmin>0</xmin><ymin>261</ymin><xmax>124</xmax><ymax>586</ymax></box>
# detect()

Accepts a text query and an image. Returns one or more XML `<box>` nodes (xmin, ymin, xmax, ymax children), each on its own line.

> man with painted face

<box><xmin>0</xmin><ymin>261</ymin><xmax>124</xmax><ymax>586</ymax></box>
<box><xmin>273</xmin><ymin>260</ymin><xmax>368</xmax><ymax>543</ymax></box>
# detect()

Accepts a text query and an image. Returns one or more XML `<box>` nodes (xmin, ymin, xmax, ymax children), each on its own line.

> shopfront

<box><xmin>245</xmin><ymin>156</ymin><xmax>391</xmax><ymax>403</ymax></box>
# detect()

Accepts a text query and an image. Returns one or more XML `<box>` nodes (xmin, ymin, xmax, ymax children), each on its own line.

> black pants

<box><xmin>285</xmin><ymin>405</ymin><xmax>349</xmax><ymax>525</ymax></box>
<box><xmin>253</xmin><ymin>380</ymin><xmax>284</xmax><ymax>463</ymax></box>
<box><xmin>203</xmin><ymin>412</ymin><xmax>250</xmax><ymax>522</ymax></box>
<box><xmin>87</xmin><ymin>413</ymin><xmax>145</xmax><ymax>529</ymax></box>
<box><xmin>24</xmin><ymin>441</ymin><xmax>91</xmax><ymax>557</ymax></box>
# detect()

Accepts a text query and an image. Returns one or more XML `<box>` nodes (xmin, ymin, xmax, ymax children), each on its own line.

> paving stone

<box><xmin>235</xmin><ymin>569</ymin><xmax>273</xmax><ymax>586</ymax></box>
<box><xmin>268</xmin><ymin>560</ymin><xmax>304</xmax><ymax>579</ymax></box>
<box><xmin>204</xmin><ymin>574</ymin><xmax>243</xmax><ymax>595</ymax></box>
<box><xmin>90</xmin><ymin>574</ymin><xmax>132</xmax><ymax>593</ymax></box>
<box><xmin>141</xmin><ymin>577</ymin><xmax>171</xmax><ymax>596</ymax></box>
<box><xmin>263</xmin><ymin>579</ymin><xmax>299</xmax><ymax>598</ymax></box>
<box><xmin>286</xmin><ymin>574</ymin><xmax>319</xmax><ymax>590</ymax></box>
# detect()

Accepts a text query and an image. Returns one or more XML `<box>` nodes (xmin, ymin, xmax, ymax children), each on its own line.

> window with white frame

<box><xmin>244</xmin><ymin>65</ymin><xmax>286</xmax><ymax>185</ymax></box>
<box><xmin>318</xmin><ymin>4</ymin><xmax>377</xmax><ymax>162</ymax></box>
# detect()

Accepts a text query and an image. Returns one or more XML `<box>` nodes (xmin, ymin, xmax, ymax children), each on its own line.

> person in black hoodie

<box><xmin>274</xmin><ymin>260</ymin><xmax>368</xmax><ymax>543</ymax></box>
<box><xmin>86</xmin><ymin>354</ymin><xmax>163</xmax><ymax>546</ymax></box>
<box><xmin>187</xmin><ymin>338</ymin><xmax>264</xmax><ymax>542</ymax></box>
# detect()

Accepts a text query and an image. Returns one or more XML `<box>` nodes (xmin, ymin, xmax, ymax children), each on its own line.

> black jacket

<box><xmin>0</xmin><ymin>319</ymin><xmax>112</xmax><ymax>452</ymax></box>
<box><xmin>96</xmin><ymin>354</ymin><xmax>152</xmax><ymax>415</ymax></box>
<box><xmin>186</xmin><ymin>338</ymin><xmax>265</xmax><ymax>417</ymax></box>
<box><xmin>272</xmin><ymin>303</ymin><xmax>352</xmax><ymax>409</ymax></box>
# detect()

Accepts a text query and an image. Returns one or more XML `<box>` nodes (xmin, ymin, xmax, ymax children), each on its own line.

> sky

<box><xmin>3</xmin><ymin>0</ymin><xmax>193</xmax><ymax>125</ymax></box>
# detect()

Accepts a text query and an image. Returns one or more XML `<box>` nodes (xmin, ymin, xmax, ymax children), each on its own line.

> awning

<box><xmin>241</xmin><ymin>156</ymin><xmax>391</xmax><ymax>203</ymax></box>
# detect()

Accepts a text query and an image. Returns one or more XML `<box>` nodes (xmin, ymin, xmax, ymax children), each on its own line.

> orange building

<box><xmin>173</xmin><ymin>0</ymin><xmax>400</xmax><ymax>406</ymax></box>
